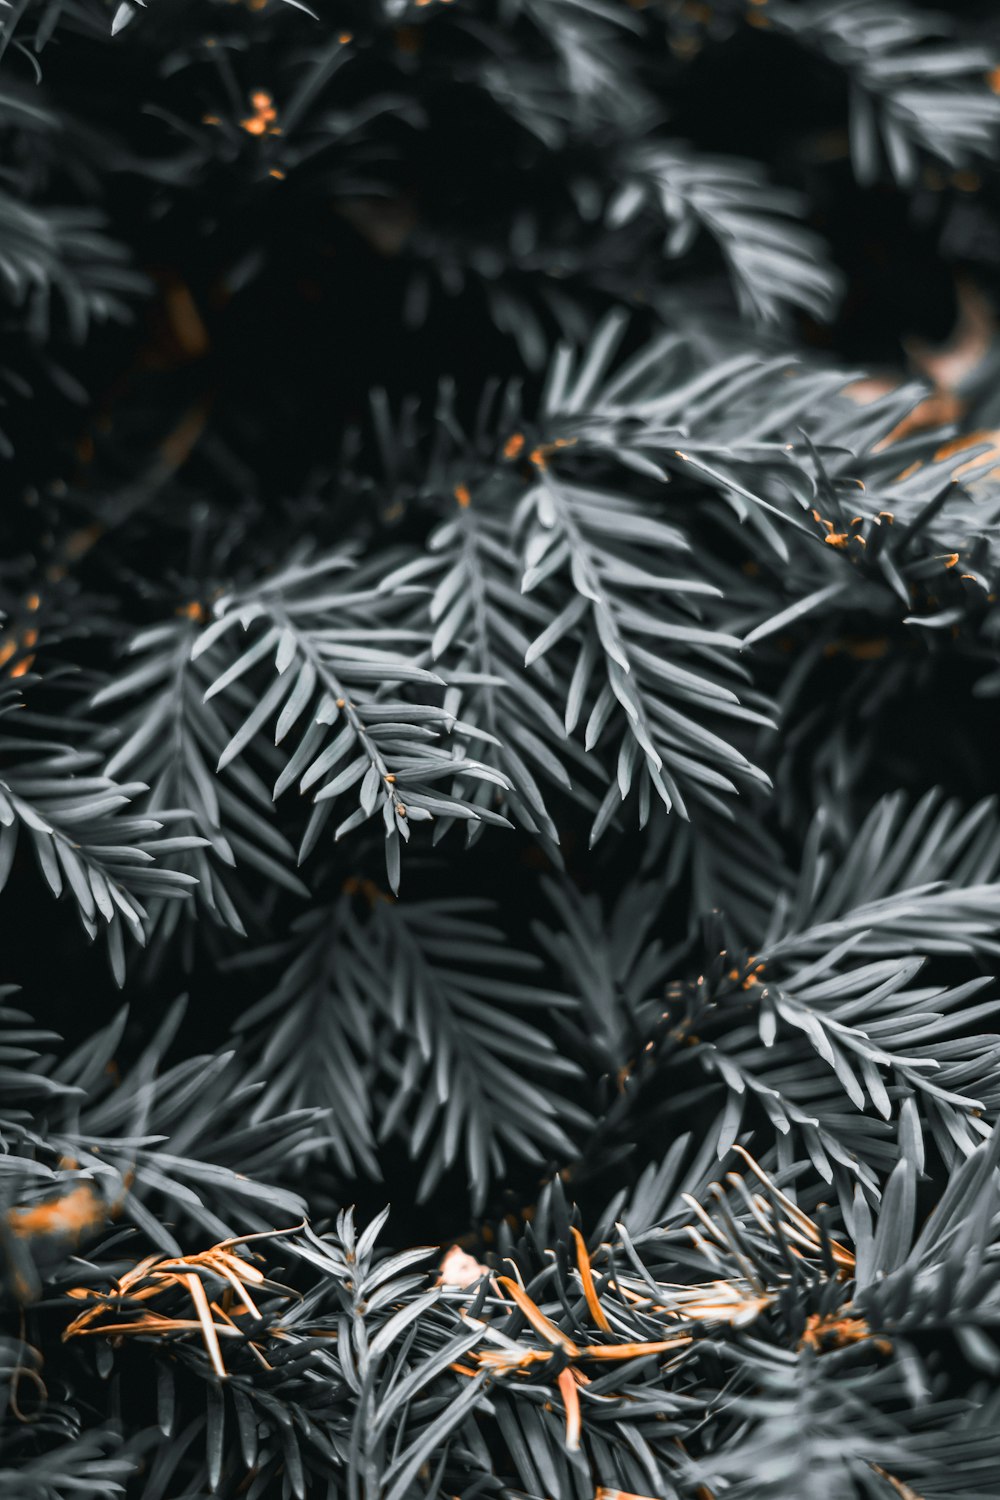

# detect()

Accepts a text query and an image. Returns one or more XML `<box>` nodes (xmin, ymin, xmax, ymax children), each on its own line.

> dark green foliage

<box><xmin>4</xmin><ymin>0</ymin><xmax>1000</xmax><ymax>1495</ymax></box>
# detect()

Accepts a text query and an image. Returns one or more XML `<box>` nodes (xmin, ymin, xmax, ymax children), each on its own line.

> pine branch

<box><xmin>1</xmin><ymin>991</ymin><xmax>320</xmax><ymax>1273</ymax></box>
<box><xmin>0</xmin><ymin>685</ymin><xmax>205</xmax><ymax>984</ymax></box>
<box><xmin>520</xmin><ymin>461</ymin><xmax>771</xmax><ymax>834</ymax></box>
<box><xmin>769</xmin><ymin>0</ymin><xmax>1000</xmax><ymax>187</ymax></box>
<box><xmin>0</xmin><ymin>1430</ymin><xmax>133</xmax><ymax>1500</ymax></box>
<box><xmin>233</xmin><ymin>884</ymin><xmax>587</xmax><ymax>1211</ymax></box>
<box><xmin>855</xmin><ymin>1138</ymin><xmax>1000</xmax><ymax>1366</ymax></box>
<box><xmin>376</xmin><ymin>487</ymin><xmax>594</xmax><ymax>848</ymax></box>
<box><xmin>611</xmin><ymin>143</ymin><xmax>843</xmax><ymax>325</ymax></box>
<box><xmin>766</xmin><ymin>788</ymin><xmax>1000</xmax><ymax>960</ymax></box>
<box><xmin>194</xmin><ymin>550</ymin><xmax>513</xmax><ymax>893</ymax></box>
<box><xmin>0</xmin><ymin>190</ymin><xmax>144</xmax><ymax>344</ymax></box>
<box><xmin>92</xmin><ymin>615</ymin><xmax>308</xmax><ymax>946</ymax></box>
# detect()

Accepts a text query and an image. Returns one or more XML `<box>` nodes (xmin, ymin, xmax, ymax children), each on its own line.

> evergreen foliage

<box><xmin>4</xmin><ymin>0</ymin><xmax>1000</xmax><ymax>1495</ymax></box>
